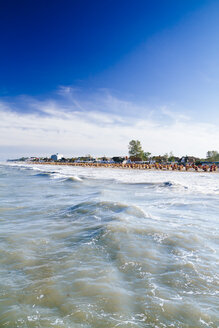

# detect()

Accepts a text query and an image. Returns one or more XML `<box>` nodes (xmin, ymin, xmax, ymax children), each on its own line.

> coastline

<box><xmin>24</xmin><ymin>161</ymin><xmax>218</xmax><ymax>173</ymax></box>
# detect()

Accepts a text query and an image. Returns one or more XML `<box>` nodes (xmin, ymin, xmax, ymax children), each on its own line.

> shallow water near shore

<box><xmin>0</xmin><ymin>163</ymin><xmax>219</xmax><ymax>327</ymax></box>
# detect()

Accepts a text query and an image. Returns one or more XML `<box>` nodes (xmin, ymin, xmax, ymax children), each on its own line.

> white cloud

<box><xmin>160</xmin><ymin>106</ymin><xmax>191</xmax><ymax>122</ymax></box>
<box><xmin>0</xmin><ymin>90</ymin><xmax>219</xmax><ymax>158</ymax></box>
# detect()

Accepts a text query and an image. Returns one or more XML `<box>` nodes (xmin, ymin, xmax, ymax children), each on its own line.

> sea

<box><xmin>0</xmin><ymin>162</ymin><xmax>219</xmax><ymax>328</ymax></box>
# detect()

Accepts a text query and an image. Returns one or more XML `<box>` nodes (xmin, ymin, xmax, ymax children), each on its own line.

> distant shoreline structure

<box><xmin>7</xmin><ymin>146</ymin><xmax>219</xmax><ymax>173</ymax></box>
<box><xmin>22</xmin><ymin>160</ymin><xmax>218</xmax><ymax>173</ymax></box>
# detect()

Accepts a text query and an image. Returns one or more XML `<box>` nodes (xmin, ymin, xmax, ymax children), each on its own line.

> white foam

<box><xmin>2</xmin><ymin>162</ymin><xmax>219</xmax><ymax>196</ymax></box>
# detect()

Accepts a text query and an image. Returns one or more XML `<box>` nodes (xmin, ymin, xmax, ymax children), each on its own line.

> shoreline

<box><xmin>24</xmin><ymin>161</ymin><xmax>218</xmax><ymax>173</ymax></box>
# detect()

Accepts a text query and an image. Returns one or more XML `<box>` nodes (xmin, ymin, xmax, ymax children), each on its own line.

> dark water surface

<box><xmin>0</xmin><ymin>163</ymin><xmax>219</xmax><ymax>327</ymax></box>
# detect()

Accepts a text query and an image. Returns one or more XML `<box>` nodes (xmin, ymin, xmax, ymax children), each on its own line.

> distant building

<box><xmin>123</xmin><ymin>159</ymin><xmax>132</xmax><ymax>164</ymax></box>
<box><xmin>179</xmin><ymin>156</ymin><xmax>196</xmax><ymax>164</ymax></box>
<box><xmin>51</xmin><ymin>153</ymin><xmax>63</xmax><ymax>161</ymax></box>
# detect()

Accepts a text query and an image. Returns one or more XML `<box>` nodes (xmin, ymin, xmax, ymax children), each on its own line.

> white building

<box><xmin>51</xmin><ymin>153</ymin><xmax>63</xmax><ymax>161</ymax></box>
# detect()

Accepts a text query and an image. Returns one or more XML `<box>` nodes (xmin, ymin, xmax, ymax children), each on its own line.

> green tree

<box><xmin>128</xmin><ymin>140</ymin><xmax>144</xmax><ymax>159</ymax></box>
<box><xmin>168</xmin><ymin>151</ymin><xmax>175</xmax><ymax>162</ymax></box>
<box><xmin>142</xmin><ymin>152</ymin><xmax>151</xmax><ymax>161</ymax></box>
<box><xmin>163</xmin><ymin>153</ymin><xmax>169</xmax><ymax>162</ymax></box>
<box><xmin>112</xmin><ymin>156</ymin><xmax>125</xmax><ymax>163</ymax></box>
<box><xmin>152</xmin><ymin>155</ymin><xmax>163</xmax><ymax>163</ymax></box>
<box><xmin>206</xmin><ymin>150</ymin><xmax>219</xmax><ymax>161</ymax></box>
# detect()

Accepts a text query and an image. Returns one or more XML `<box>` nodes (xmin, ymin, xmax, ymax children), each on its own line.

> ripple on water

<box><xmin>0</xmin><ymin>164</ymin><xmax>219</xmax><ymax>327</ymax></box>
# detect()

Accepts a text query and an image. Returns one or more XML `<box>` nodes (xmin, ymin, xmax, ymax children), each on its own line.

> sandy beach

<box><xmin>27</xmin><ymin>161</ymin><xmax>218</xmax><ymax>173</ymax></box>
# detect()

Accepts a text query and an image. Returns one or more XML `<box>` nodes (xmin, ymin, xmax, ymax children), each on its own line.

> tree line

<box><xmin>128</xmin><ymin>140</ymin><xmax>219</xmax><ymax>163</ymax></box>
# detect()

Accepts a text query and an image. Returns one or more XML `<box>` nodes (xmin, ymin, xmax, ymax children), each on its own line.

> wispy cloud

<box><xmin>0</xmin><ymin>88</ymin><xmax>218</xmax><ymax>158</ymax></box>
<box><xmin>160</xmin><ymin>106</ymin><xmax>191</xmax><ymax>122</ymax></box>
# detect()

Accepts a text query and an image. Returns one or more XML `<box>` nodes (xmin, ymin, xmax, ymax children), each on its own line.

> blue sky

<box><xmin>1</xmin><ymin>0</ymin><xmax>219</xmax><ymax>159</ymax></box>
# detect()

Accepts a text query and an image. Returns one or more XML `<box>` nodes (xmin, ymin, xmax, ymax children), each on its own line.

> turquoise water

<box><xmin>0</xmin><ymin>163</ymin><xmax>219</xmax><ymax>327</ymax></box>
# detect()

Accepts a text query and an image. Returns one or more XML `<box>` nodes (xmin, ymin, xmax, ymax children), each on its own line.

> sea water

<box><xmin>0</xmin><ymin>163</ymin><xmax>219</xmax><ymax>328</ymax></box>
